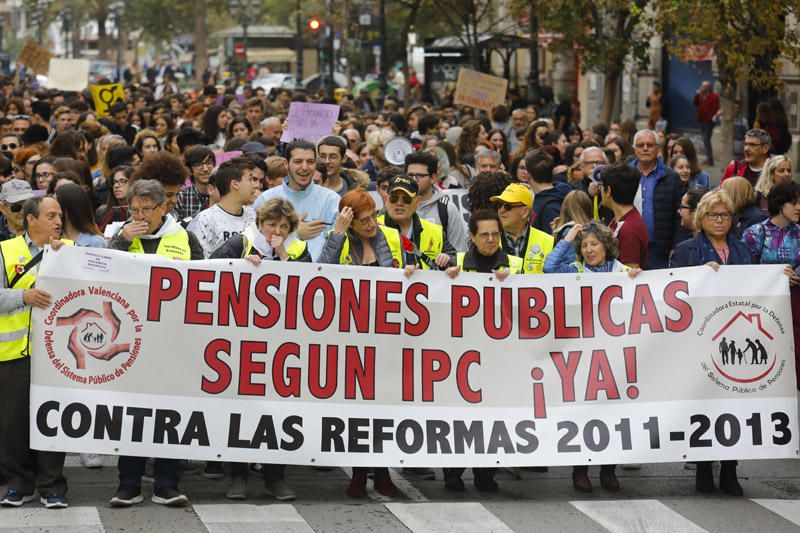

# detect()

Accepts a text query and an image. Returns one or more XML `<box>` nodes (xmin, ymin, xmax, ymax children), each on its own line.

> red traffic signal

<box><xmin>308</xmin><ymin>18</ymin><xmax>321</xmax><ymax>32</ymax></box>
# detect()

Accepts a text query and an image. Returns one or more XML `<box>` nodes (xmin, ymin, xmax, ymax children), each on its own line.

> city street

<box><xmin>2</xmin><ymin>456</ymin><xmax>800</xmax><ymax>532</ymax></box>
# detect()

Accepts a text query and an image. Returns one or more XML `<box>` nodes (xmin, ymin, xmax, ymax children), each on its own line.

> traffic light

<box><xmin>308</xmin><ymin>18</ymin><xmax>321</xmax><ymax>33</ymax></box>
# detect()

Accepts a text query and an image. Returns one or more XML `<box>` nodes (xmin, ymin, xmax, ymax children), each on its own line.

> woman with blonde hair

<box><xmin>720</xmin><ymin>176</ymin><xmax>767</xmax><ymax>235</ymax></box>
<box><xmin>754</xmin><ymin>155</ymin><xmax>793</xmax><ymax>211</ymax></box>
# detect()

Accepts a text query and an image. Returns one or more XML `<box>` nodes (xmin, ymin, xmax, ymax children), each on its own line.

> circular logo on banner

<box><xmin>697</xmin><ymin>301</ymin><xmax>788</xmax><ymax>393</ymax></box>
<box><xmin>43</xmin><ymin>289</ymin><xmax>143</xmax><ymax>385</ymax></box>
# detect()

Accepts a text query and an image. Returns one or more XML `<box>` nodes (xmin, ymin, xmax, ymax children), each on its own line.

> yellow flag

<box><xmin>90</xmin><ymin>84</ymin><xmax>125</xmax><ymax>117</ymax></box>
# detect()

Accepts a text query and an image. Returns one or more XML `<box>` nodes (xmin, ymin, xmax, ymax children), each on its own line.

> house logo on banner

<box><xmin>698</xmin><ymin>302</ymin><xmax>788</xmax><ymax>393</ymax></box>
<box><xmin>43</xmin><ymin>289</ymin><xmax>144</xmax><ymax>385</ymax></box>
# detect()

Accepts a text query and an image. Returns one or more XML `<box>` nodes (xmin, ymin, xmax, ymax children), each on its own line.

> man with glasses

<box><xmin>721</xmin><ymin>128</ymin><xmax>772</xmax><ymax>186</ymax></box>
<box><xmin>0</xmin><ymin>181</ymin><xmax>34</xmax><ymax>241</ymax></box>
<box><xmin>573</xmin><ymin>147</ymin><xmax>613</xmax><ymax>224</ymax></box>
<box><xmin>0</xmin><ymin>133</ymin><xmax>20</xmax><ymax>160</ymax></box>
<box><xmin>490</xmin><ymin>183</ymin><xmax>553</xmax><ymax>273</ymax></box>
<box><xmin>108</xmin><ymin>180</ymin><xmax>202</xmax><ymax>508</ymax></box>
<box><xmin>176</xmin><ymin>145</ymin><xmax>215</xmax><ymax>222</ymax></box>
<box><xmin>406</xmin><ymin>151</ymin><xmax>468</xmax><ymax>252</ymax></box>
<box><xmin>630</xmin><ymin>129</ymin><xmax>683</xmax><ymax>269</ymax></box>
<box><xmin>317</xmin><ymin>135</ymin><xmax>361</xmax><ymax>197</ymax></box>
<box><xmin>378</xmin><ymin>175</ymin><xmax>455</xmax><ymax>271</ymax></box>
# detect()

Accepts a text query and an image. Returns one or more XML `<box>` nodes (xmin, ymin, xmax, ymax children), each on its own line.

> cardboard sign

<box><xmin>280</xmin><ymin>102</ymin><xmax>340</xmax><ymax>144</ymax></box>
<box><xmin>90</xmin><ymin>84</ymin><xmax>125</xmax><ymax>117</ymax></box>
<box><xmin>17</xmin><ymin>41</ymin><xmax>52</xmax><ymax>76</ymax></box>
<box><xmin>454</xmin><ymin>68</ymin><xmax>509</xmax><ymax>111</ymax></box>
<box><xmin>215</xmin><ymin>150</ymin><xmax>243</xmax><ymax>165</ymax></box>
<box><xmin>47</xmin><ymin>58</ymin><xmax>90</xmax><ymax>91</ymax></box>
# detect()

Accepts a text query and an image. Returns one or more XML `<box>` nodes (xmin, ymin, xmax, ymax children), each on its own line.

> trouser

<box><xmin>0</xmin><ymin>357</ymin><xmax>67</xmax><ymax>497</ymax></box>
<box><xmin>118</xmin><ymin>456</ymin><xmax>178</xmax><ymax>490</ymax></box>
<box><xmin>229</xmin><ymin>463</ymin><xmax>285</xmax><ymax>481</ymax></box>
<box><xmin>700</xmin><ymin>122</ymin><xmax>714</xmax><ymax>163</ymax></box>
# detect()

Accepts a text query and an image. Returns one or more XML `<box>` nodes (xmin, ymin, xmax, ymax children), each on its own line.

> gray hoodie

<box><xmin>417</xmin><ymin>187</ymin><xmax>469</xmax><ymax>253</ymax></box>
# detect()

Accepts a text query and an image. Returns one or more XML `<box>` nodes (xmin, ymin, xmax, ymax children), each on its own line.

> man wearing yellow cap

<box><xmin>490</xmin><ymin>183</ymin><xmax>554</xmax><ymax>273</ymax></box>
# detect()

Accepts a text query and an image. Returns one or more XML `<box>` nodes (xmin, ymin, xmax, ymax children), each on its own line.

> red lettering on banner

<box><xmin>664</xmin><ymin>280</ymin><xmax>693</xmax><ymax>332</ymax></box>
<box><xmin>422</xmin><ymin>349</ymin><xmax>451</xmax><ymax>401</ymax></box>
<box><xmin>239</xmin><ymin>341</ymin><xmax>267</xmax><ymax>396</ymax></box>
<box><xmin>553</xmin><ymin>287</ymin><xmax>580</xmax><ymax>338</ymax></box>
<box><xmin>344</xmin><ymin>346</ymin><xmax>375</xmax><ymax>399</ymax></box>
<box><xmin>580</xmin><ymin>287</ymin><xmax>595</xmax><ymax>337</ymax></box>
<box><xmin>629</xmin><ymin>284</ymin><xmax>664</xmax><ymax>334</ymax></box>
<box><xmin>219</xmin><ymin>272</ymin><xmax>251</xmax><ymax>327</ymax></box>
<box><xmin>201</xmin><ymin>339</ymin><xmax>231</xmax><ymax>394</ymax></box>
<box><xmin>338</xmin><ymin>279</ymin><xmax>370</xmax><ymax>333</ymax></box>
<box><xmin>185</xmin><ymin>269</ymin><xmax>215</xmax><ymax>325</ymax></box>
<box><xmin>451</xmin><ymin>285</ymin><xmax>480</xmax><ymax>337</ymax></box>
<box><xmin>308</xmin><ymin>345</ymin><xmax>338</xmax><ymax>399</ymax></box>
<box><xmin>456</xmin><ymin>350</ymin><xmax>482</xmax><ymax>403</ymax></box>
<box><xmin>585</xmin><ymin>349</ymin><xmax>621</xmax><ymax>400</ymax></box>
<box><xmin>253</xmin><ymin>274</ymin><xmax>280</xmax><ymax>328</ymax></box>
<box><xmin>274</xmin><ymin>342</ymin><xmax>301</xmax><ymax>397</ymax></box>
<box><xmin>402</xmin><ymin>348</ymin><xmax>414</xmax><ymax>401</ymax></box>
<box><xmin>404</xmin><ymin>282</ymin><xmax>430</xmax><ymax>336</ymax></box>
<box><xmin>284</xmin><ymin>276</ymin><xmax>300</xmax><ymax>329</ymax></box>
<box><xmin>551</xmin><ymin>351</ymin><xmax>582</xmax><ymax>401</ymax></box>
<box><xmin>375</xmin><ymin>281</ymin><xmax>402</xmax><ymax>334</ymax></box>
<box><xmin>483</xmin><ymin>287</ymin><xmax>512</xmax><ymax>339</ymax></box>
<box><xmin>519</xmin><ymin>287</ymin><xmax>549</xmax><ymax>338</ymax></box>
<box><xmin>598</xmin><ymin>285</ymin><xmax>625</xmax><ymax>336</ymax></box>
<box><xmin>147</xmin><ymin>266</ymin><xmax>182</xmax><ymax>321</ymax></box>
<box><xmin>303</xmin><ymin>277</ymin><xmax>336</xmax><ymax>331</ymax></box>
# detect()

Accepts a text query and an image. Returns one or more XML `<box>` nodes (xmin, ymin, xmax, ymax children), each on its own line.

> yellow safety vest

<box><xmin>241</xmin><ymin>226</ymin><xmax>307</xmax><ymax>260</ymax></box>
<box><xmin>517</xmin><ymin>227</ymin><xmax>554</xmax><ymax>274</ymax></box>
<box><xmin>456</xmin><ymin>251</ymin><xmax>523</xmax><ymax>274</ymax></box>
<box><xmin>128</xmin><ymin>230</ymin><xmax>191</xmax><ymax>260</ymax></box>
<box><xmin>0</xmin><ymin>235</ymin><xmax>73</xmax><ymax>362</ymax></box>
<box><xmin>332</xmin><ymin>225</ymin><xmax>403</xmax><ymax>267</ymax></box>
<box><xmin>377</xmin><ymin>214</ymin><xmax>444</xmax><ymax>269</ymax></box>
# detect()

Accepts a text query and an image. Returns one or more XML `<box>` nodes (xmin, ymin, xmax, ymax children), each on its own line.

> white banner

<box><xmin>30</xmin><ymin>247</ymin><xmax>799</xmax><ymax>466</ymax></box>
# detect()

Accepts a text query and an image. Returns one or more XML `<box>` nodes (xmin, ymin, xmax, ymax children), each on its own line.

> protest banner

<box><xmin>47</xmin><ymin>58</ymin><xmax>90</xmax><ymax>91</ymax></box>
<box><xmin>454</xmin><ymin>69</ymin><xmax>509</xmax><ymax>112</ymax></box>
<box><xmin>30</xmin><ymin>247</ymin><xmax>798</xmax><ymax>467</ymax></box>
<box><xmin>90</xmin><ymin>84</ymin><xmax>125</xmax><ymax>117</ymax></box>
<box><xmin>280</xmin><ymin>102</ymin><xmax>340</xmax><ymax>144</ymax></box>
<box><xmin>17</xmin><ymin>41</ymin><xmax>52</xmax><ymax>76</ymax></box>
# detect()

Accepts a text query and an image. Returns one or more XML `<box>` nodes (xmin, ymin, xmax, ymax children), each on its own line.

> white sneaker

<box><xmin>80</xmin><ymin>453</ymin><xmax>104</xmax><ymax>468</ymax></box>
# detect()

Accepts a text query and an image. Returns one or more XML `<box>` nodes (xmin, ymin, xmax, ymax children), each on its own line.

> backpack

<box><xmin>436</xmin><ymin>196</ymin><xmax>450</xmax><ymax>236</ymax></box>
<box><xmin>532</xmin><ymin>197</ymin><xmax>560</xmax><ymax>232</ymax></box>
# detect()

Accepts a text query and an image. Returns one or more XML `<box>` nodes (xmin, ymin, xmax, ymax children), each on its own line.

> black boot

<box><xmin>695</xmin><ymin>461</ymin><xmax>714</xmax><ymax>493</ymax></box>
<box><xmin>719</xmin><ymin>461</ymin><xmax>743</xmax><ymax>497</ymax></box>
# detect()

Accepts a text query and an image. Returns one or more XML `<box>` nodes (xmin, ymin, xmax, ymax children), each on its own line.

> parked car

<box><xmin>237</xmin><ymin>73</ymin><xmax>299</xmax><ymax>95</ymax></box>
<box><xmin>302</xmin><ymin>72</ymin><xmax>354</xmax><ymax>93</ymax></box>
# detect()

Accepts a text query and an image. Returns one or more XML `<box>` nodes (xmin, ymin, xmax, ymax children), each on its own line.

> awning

<box><xmin>244</xmin><ymin>48</ymin><xmax>296</xmax><ymax>63</ymax></box>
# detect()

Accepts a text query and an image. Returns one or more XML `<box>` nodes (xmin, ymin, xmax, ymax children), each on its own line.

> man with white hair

<box><xmin>508</xmin><ymin>109</ymin><xmax>528</xmax><ymax>153</ymax></box>
<box><xmin>260</xmin><ymin>116</ymin><xmax>283</xmax><ymax>146</ymax></box>
<box><xmin>629</xmin><ymin>129</ymin><xmax>683</xmax><ymax>269</ymax></box>
<box><xmin>573</xmin><ymin>146</ymin><xmax>613</xmax><ymax>223</ymax></box>
<box><xmin>476</xmin><ymin>151</ymin><xmax>503</xmax><ymax>173</ymax></box>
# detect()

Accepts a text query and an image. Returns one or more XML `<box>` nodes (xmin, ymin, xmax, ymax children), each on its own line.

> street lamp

<box><xmin>229</xmin><ymin>0</ymin><xmax>261</xmax><ymax>82</ymax></box>
<box><xmin>30</xmin><ymin>0</ymin><xmax>52</xmax><ymax>46</ymax></box>
<box><xmin>110</xmin><ymin>2</ymin><xmax>125</xmax><ymax>82</ymax></box>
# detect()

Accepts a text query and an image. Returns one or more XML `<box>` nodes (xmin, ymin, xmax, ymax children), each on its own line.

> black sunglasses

<box><xmin>1</xmin><ymin>143</ymin><xmax>17</xmax><ymax>150</ymax></box>
<box><xmin>8</xmin><ymin>202</ymin><xmax>23</xmax><ymax>213</ymax></box>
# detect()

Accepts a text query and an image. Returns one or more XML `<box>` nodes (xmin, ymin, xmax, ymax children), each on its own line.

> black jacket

<box><xmin>640</xmin><ymin>164</ymin><xmax>684</xmax><ymax>269</ymax></box>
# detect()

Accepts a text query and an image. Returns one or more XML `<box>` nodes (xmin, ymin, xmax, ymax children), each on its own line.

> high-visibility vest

<box><xmin>332</xmin><ymin>225</ymin><xmax>403</xmax><ymax>267</ymax></box>
<box><xmin>515</xmin><ymin>227</ymin><xmax>554</xmax><ymax>274</ymax></box>
<box><xmin>0</xmin><ymin>235</ymin><xmax>72</xmax><ymax>362</ymax></box>
<box><xmin>456</xmin><ymin>251</ymin><xmax>523</xmax><ymax>274</ymax></box>
<box><xmin>377</xmin><ymin>214</ymin><xmax>444</xmax><ymax>269</ymax></box>
<box><xmin>241</xmin><ymin>226</ymin><xmax>307</xmax><ymax>260</ymax></box>
<box><xmin>128</xmin><ymin>230</ymin><xmax>191</xmax><ymax>260</ymax></box>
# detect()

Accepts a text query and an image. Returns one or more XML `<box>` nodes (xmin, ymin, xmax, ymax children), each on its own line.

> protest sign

<box><xmin>215</xmin><ymin>151</ymin><xmax>243</xmax><ymax>165</ymax></box>
<box><xmin>280</xmin><ymin>102</ymin><xmax>340</xmax><ymax>144</ymax></box>
<box><xmin>17</xmin><ymin>41</ymin><xmax>52</xmax><ymax>75</ymax></box>
<box><xmin>90</xmin><ymin>84</ymin><xmax>125</xmax><ymax>117</ymax></box>
<box><xmin>31</xmin><ymin>247</ymin><xmax>798</xmax><ymax>467</ymax></box>
<box><xmin>47</xmin><ymin>58</ymin><xmax>90</xmax><ymax>91</ymax></box>
<box><xmin>454</xmin><ymin>69</ymin><xmax>509</xmax><ymax>111</ymax></box>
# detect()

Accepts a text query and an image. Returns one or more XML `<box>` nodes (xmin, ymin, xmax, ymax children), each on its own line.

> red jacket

<box><xmin>693</xmin><ymin>91</ymin><xmax>720</xmax><ymax>124</ymax></box>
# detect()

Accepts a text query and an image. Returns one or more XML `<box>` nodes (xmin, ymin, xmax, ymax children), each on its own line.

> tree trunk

<box><xmin>400</xmin><ymin>0</ymin><xmax>421</xmax><ymax>109</ymax></box>
<box><xmin>194</xmin><ymin>0</ymin><xmax>209</xmax><ymax>89</ymax></box>
<box><xmin>97</xmin><ymin>15</ymin><xmax>111</xmax><ymax>60</ymax></box>
<box><xmin>601</xmin><ymin>69</ymin><xmax>620</xmax><ymax>125</ymax></box>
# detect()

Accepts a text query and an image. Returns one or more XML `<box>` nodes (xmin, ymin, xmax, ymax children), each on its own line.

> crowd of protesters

<box><xmin>0</xmin><ymin>68</ymin><xmax>798</xmax><ymax>511</ymax></box>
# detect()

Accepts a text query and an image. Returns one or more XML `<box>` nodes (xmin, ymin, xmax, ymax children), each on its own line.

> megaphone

<box><xmin>384</xmin><ymin>136</ymin><xmax>413</xmax><ymax>166</ymax></box>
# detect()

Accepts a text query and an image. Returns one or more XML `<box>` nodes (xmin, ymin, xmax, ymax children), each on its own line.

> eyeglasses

<box><xmin>129</xmin><ymin>203</ymin><xmax>162</xmax><ymax>216</ymax></box>
<box><xmin>388</xmin><ymin>194</ymin><xmax>413</xmax><ymax>205</ymax></box>
<box><xmin>582</xmin><ymin>160</ymin><xmax>604</xmax><ymax>167</ymax></box>
<box><xmin>497</xmin><ymin>202</ymin><xmax>524</xmax><ymax>211</ymax></box>
<box><xmin>407</xmin><ymin>173</ymin><xmax>430</xmax><ymax>180</ymax></box>
<box><xmin>678</xmin><ymin>204</ymin><xmax>694</xmax><ymax>211</ymax></box>
<box><xmin>35</xmin><ymin>171</ymin><xmax>54</xmax><ymax>180</ymax></box>
<box><xmin>476</xmin><ymin>231</ymin><xmax>500</xmax><ymax>241</ymax></box>
<box><xmin>635</xmin><ymin>142</ymin><xmax>656</xmax><ymax>149</ymax></box>
<box><xmin>113</xmin><ymin>178</ymin><xmax>129</xmax><ymax>187</ymax></box>
<box><xmin>6</xmin><ymin>202</ymin><xmax>23</xmax><ymax>213</ymax></box>
<box><xmin>192</xmin><ymin>160</ymin><xmax>214</xmax><ymax>169</ymax></box>
<box><xmin>354</xmin><ymin>212</ymin><xmax>378</xmax><ymax>226</ymax></box>
<box><xmin>704</xmin><ymin>212</ymin><xmax>732</xmax><ymax>221</ymax></box>
<box><xmin>1</xmin><ymin>143</ymin><xmax>18</xmax><ymax>150</ymax></box>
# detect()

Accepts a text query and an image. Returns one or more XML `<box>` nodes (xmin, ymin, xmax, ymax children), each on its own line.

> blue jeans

<box><xmin>700</xmin><ymin>122</ymin><xmax>714</xmax><ymax>163</ymax></box>
<box><xmin>118</xmin><ymin>456</ymin><xmax>178</xmax><ymax>490</ymax></box>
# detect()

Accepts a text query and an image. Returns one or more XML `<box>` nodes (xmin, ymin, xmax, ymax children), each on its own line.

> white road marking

<box><xmin>570</xmin><ymin>499</ymin><xmax>708</xmax><ymax>533</ymax></box>
<box><xmin>752</xmin><ymin>499</ymin><xmax>800</xmax><ymax>527</ymax></box>
<box><xmin>385</xmin><ymin>502</ymin><xmax>514</xmax><ymax>533</ymax></box>
<box><xmin>194</xmin><ymin>503</ymin><xmax>314</xmax><ymax>533</ymax></box>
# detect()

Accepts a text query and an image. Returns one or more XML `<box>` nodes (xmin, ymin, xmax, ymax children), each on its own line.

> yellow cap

<box><xmin>490</xmin><ymin>183</ymin><xmax>533</xmax><ymax>208</ymax></box>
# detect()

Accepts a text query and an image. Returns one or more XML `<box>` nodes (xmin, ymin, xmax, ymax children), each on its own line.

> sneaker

<box><xmin>151</xmin><ymin>486</ymin><xmax>189</xmax><ymax>507</ymax></box>
<box><xmin>264</xmin><ymin>479</ymin><xmax>295</xmax><ymax>501</ymax></box>
<box><xmin>225</xmin><ymin>476</ymin><xmax>248</xmax><ymax>500</ymax></box>
<box><xmin>402</xmin><ymin>467</ymin><xmax>436</xmax><ymax>480</ymax></box>
<box><xmin>110</xmin><ymin>486</ymin><xmax>144</xmax><ymax>507</ymax></box>
<box><xmin>80</xmin><ymin>453</ymin><xmax>104</xmax><ymax>468</ymax></box>
<box><xmin>0</xmin><ymin>489</ymin><xmax>36</xmax><ymax>507</ymax></box>
<box><xmin>40</xmin><ymin>493</ymin><xmax>68</xmax><ymax>509</ymax></box>
<box><xmin>202</xmin><ymin>461</ymin><xmax>225</xmax><ymax>480</ymax></box>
